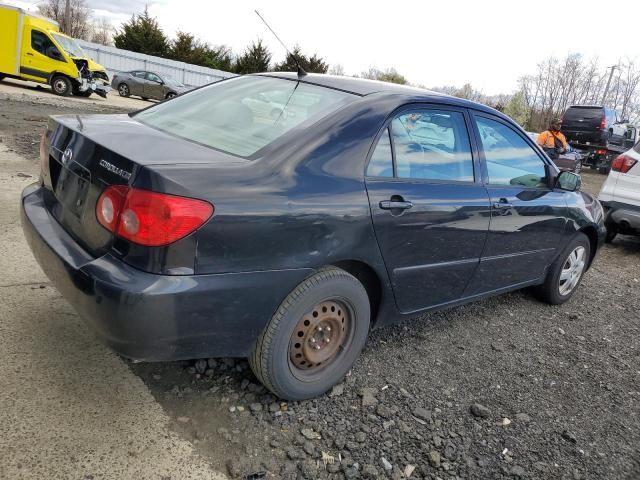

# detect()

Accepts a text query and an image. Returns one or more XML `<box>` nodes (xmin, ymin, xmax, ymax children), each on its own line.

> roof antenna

<box><xmin>255</xmin><ymin>9</ymin><xmax>307</xmax><ymax>78</ymax></box>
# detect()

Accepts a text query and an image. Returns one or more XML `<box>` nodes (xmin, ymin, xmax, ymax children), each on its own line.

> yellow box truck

<box><xmin>0</xmin><ymin>3</ymin><xmax>110</xmax><ymax>97</ymax></box>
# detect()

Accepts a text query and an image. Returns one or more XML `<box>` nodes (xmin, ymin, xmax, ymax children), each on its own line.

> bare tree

<box><xmin>38</xmin><ymin>0</ymin><xmax>92</xmax><ymax>39</ymax></box>
<box><xmin>515</xmin><ymin>53</ymin><xmax>640</xmax><ymax>131</ymax></box>
<box><xmin>89</xmin><ymin>17</ymin><xmax>114</xmax><ymax>46</ymax></box>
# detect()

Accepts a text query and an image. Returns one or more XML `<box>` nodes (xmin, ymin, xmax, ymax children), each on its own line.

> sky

<box><xmin>9</xmin><ymin>0</ymin><xmax>640</xmax><ymax>95</ymax></box>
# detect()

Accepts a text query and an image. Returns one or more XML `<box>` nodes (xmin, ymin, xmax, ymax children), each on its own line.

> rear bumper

<box><xmin>21</xmin><ymin>184</ymin><xmax>311</xmax><ymax>361</ymax></box>
<box><xmin>601</xmin><ymin>200</ymin><xmax>640</xmax><ymax>231</ymax></box>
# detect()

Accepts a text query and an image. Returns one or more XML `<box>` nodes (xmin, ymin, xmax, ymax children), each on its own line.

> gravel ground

<box><xmin>2</xmin><ymin>90</ymin><xmax>639</xmax><ymax>480</ymax></box>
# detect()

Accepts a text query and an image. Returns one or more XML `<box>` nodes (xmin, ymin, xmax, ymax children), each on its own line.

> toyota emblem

<box><xmin>62</xmin><ymin>148</ymin><xmax>73</xmax><ymax>165</ymax></box>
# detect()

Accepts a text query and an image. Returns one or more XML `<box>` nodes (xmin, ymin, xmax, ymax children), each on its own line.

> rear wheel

<box><xmin>166</xmin><ymin>92</ymin><xmax>176</xmax><ymax>99</ymax></box>
<box><xmin>50</xmin><ymin>75</ymin><xmax>72</xmax><ymax>96</ymax></box>
<box><xmin>605</xmin><ymin>224</ymin><xmax>618</xmax><ymax>243</ymax></box>
<box><xmin>117</xmin><ymin>83</ymin><xmax>130</xmax><ymax>97</ymax></box>
<box><xmin>536</xmin><ymin>233</ymin><xmax>590</xmax><ymax>305</ymax></box>
<box><xmin>249</xmin><ymin>267</ymin><xmax>370</xmax><ymax>400</ymax></box>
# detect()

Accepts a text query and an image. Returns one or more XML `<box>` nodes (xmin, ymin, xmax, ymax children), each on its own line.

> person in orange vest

<box><xmin>537</xmin><ymin>118</ymin><xmax>569</xmax><ymax>159</ymax></box>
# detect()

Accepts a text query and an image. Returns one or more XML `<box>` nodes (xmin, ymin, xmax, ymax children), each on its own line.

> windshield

<box><xmin>134</xmin><ymin>76</ymin><xmax>356</xmax><ymax>157</ymax></box>
<box><xmin>51</xmin><ymin>33</ymin><xmax>85</xmax><ymax>57</ymax></box>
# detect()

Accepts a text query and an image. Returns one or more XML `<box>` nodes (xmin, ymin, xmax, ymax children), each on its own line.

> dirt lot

<box><xmin>1</xmin><ymin>84</ymin><xmax>639</xmax><ymax>480</ymax></box>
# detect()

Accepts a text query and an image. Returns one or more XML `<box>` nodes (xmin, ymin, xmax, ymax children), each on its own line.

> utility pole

<box><xmin>64</xmin><ymin>0</ymin><xmax>71</xmax><ymax>34</ymax></box>
<box><xmin>601</xmin><ymin>65</ymin><xmax>618</xmax><ymax>106</ymax></box>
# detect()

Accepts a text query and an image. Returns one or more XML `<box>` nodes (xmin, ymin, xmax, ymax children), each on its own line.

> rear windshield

<box><xmin>134</xmin><ymin>76</ymin><xmax>356</xmax><ymax>157</ymax></box>
<box><xmin>564</xmin><ymin>107</ymin><xmax>603</xmax><ymax>120</ymax></box>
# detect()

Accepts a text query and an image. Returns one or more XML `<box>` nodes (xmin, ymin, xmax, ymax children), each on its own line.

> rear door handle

<box><xmin>26</xmin><ymin>52</ymin><xmax>33</xmax><ymax>56</ymax></box>
<box><xmin>379</xmin><ymin>200</ymin><xmax>414</xmax><ymax>210</ymax></box>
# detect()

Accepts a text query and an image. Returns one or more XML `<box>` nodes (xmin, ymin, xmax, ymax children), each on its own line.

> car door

<box><xmin>21</xmin><ymin>29</ymin><xmax>66</xmax><ymax>81</ymax></box>
<box><xmin>464</xmin><ymin>113</ymin><xmax>568</xmax><ymax>296</ymax></box>
<box><xmin>127</xmin><ymin>71</ymin><xmax>146</xmax><ymax>96</ymax></box>
<box><xmin>144</xmin><ymin>72</ymin><xmax>164</xmax><ymax>100</ymax></box>
<box><xmin>365</xmin><ymin>107</ymin><xmax>491</xmax><ymax>313</ymax></box>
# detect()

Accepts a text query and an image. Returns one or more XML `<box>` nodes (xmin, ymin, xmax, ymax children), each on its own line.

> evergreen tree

<box><xmin>273</xmin><ymin>46</ymin><xmax>328</xmax><ymax>74</ymax></box>
<box><xmin>113</xmin><ymin>8</ymin><xmax>169</xmax><ymax>57</ymax></box>
<box><xmin>233</xmin><ymin>40</ymin><xmax>272</xmax><ymax>74</ymax></box>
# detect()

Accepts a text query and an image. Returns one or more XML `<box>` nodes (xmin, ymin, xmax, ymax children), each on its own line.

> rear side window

<box><xmin>135</xmin><ymin>76</ymin><xmax>356</xmax><ymax>157</ymax></box>
<box><xmin>132</xmin><ymin>71</ymin><xmax>146</xmax><ymax>78</ymax></box>
<box><xmin>475</xmin><ymin>116</ymin><xmax>547</xmax><ymax>188</ymax></box>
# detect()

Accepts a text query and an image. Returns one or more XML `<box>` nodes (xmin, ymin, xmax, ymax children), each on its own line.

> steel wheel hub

<box><xmin>559</xmin><ymin>246</ymin><xmax>586</xmax><ymax>295</ymax></box>
<box><xmin>290</xmin><ymin>300</ymin><xmax>348</xmax><ymax>370</ymax></box>
<box><xmin>54</xmin><ymin>80</ymin><xmax>66</xmax><ymax>92</ymax></box>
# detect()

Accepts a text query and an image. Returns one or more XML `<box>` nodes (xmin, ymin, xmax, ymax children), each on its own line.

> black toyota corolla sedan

<box><xmin>21</xmin><ymin>73</ymin><xmax>606</xmax><ymax>400</ymax></box>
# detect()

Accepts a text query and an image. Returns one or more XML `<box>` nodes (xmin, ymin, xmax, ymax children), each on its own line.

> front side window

<box><xmin>146</xmin><ymin>73</ymin><xmax>162</xmax><ymax>83</ymax></box>
<box><xmin>475</xmin><ymin>116</ymin><xmax>547</xmax><ymax>188</ymax></box>
<box><xmin>135</xmin><ymin>76</ymin><xmax>356</xmax><ymax>157</ymax></box>
<box><xmin>31</xmin><ymin>30</ymin><xmax>64</xmax><ymax>61</ymax></box>
<box><xmin>391</xmin><ymin>110</ymin><xmax>474</xmax><ymax>181</ymax></box>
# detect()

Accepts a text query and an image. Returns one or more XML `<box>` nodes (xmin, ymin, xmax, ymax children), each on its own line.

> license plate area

<box><xmin>52</xmin><ymin>157</ymin><xmax>92</xmax><ymax>220</ymax></box>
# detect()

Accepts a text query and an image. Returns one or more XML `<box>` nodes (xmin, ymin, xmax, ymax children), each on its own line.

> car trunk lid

<box><xmin>42</xmin><ymin>114</ymin><xmax>247</xmax><ymax>257</ymax></box>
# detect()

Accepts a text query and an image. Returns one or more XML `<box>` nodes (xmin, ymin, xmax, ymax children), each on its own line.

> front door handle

<box><xmin>493</xmin><ymin>201</ymin><xmax>513</xmax><ymax>209</ymax></box>
<box><xmin>379</xmin><ymin>200</ymin><xmax>414</xmax><ymax>210</ymax></box>
<box><xmin>26</xmin><ymin>52</ymin><xmax>33</xmax><ymax>56</ymax></box>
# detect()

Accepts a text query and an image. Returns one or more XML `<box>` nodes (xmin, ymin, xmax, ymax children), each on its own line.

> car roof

<box><xmin>255</xmin><ymin>72</ymin><xmax>503</xmax><ymax>117</ymax></box>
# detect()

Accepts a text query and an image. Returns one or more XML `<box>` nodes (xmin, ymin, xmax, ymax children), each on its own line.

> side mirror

<box><xmin>621</xmin><ymin>118</ymin><xmax>629</xmax><ymax>123</ymax></box>
<box><xmin>555</xmin><ymin>171</ymin><xmax>581</xmax><ymax>192</ymax></box>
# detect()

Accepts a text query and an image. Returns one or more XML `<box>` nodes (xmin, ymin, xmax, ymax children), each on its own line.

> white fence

<box><xmin>76</xmin><ymin>40</ymin><xmax>235</xmax><ymax>87</ymax></box>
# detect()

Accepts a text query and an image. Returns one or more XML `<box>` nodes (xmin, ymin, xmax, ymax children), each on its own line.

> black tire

<box><xmin>249</xmin><ymin>267</ymin><xmax>370</xmax><ymax>400</ymax></box>
<box><xmin>598</xmin><ymin>166</ymin><xmax>610</xmax><ymax>174</ymax></box>
<box><xmin>72</xmin><ymin>87</ymin><xmax>92</xmax><ymax>98</ymax></box>
<box><xmin>535</xmin><ymin>233</ymin><xmax>590</xmax><ymax>305</ymax></box>
<box><xmin>0</xmin><ymin>74</ymin><xmax>5</xmax><ymax>82</ymax></box>
<box><xmin>117</xmin><ymin>83</ymin><xmax>130</xmax><ymax>97</ymax></box>
<box><xmin>50</xmin><ymin>75</ymin><xmax>72</xmax><ymax>96</ymax></box>
<box><xmin>141</xmin><ymin>97</ymin><xmax>149</xmax><ymax>101</ymax></box>
<box><xmin>605</xmin><ymin>224</ymin><xmax>617</xmax><ymax>243</ymax></box>
<box><xmin>166</xmin><ymin>92</ymin><xmax>176</xmax><ymax>99</ymax></box>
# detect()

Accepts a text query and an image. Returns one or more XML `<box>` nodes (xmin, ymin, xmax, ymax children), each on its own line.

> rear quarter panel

<box><xmin>136</xmin><ymin>96</ymin><xmax>399</xmax><ymax>277</ymax></box>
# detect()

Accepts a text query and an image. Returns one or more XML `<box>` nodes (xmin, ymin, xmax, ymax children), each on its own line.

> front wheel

<box><xmin>535</xmin><ymin>233</ymin><xmax>590</xmax><ymax>305</ymax></box>
<box><xmin>605</xmin><ymin>224</ymin><xmax>617</xmax><ymax>243</ymax></box>
<box><xmin>50</xmin><ymin>75</ymin><xmax>72</xmax><ymax>96</ymax></box>
<box><xmin>249</xmin><ymin>267</ymin><xmax>370</xmax><ymax>400</ymax></box>
<box><xmin>166</xmin><ymin>92</ymin><xmax>176</xmax><ymax>99</ymax></box>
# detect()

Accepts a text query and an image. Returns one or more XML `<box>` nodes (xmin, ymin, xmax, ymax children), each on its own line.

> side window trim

<box><xmin>365</xmin><ymin>104</ymin><xmax>478</xmax><ymax>184</ymax></box>
<box><xmin>470</xmin><ymin>112</ymin><xmax>553</xmax><ymax>189</ymax></box>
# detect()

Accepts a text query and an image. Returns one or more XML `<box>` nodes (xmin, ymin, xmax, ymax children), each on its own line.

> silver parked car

<box><xmin>111</xmin><ymin>71</ymin><xmax>192</xmax><ymax>101</ymax></box>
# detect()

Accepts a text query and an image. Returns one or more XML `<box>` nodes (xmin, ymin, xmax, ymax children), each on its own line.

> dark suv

<box><xmin>561</xmin><ymin>105</ymin><xmax>627</xmax><ymax>147</ymax></box>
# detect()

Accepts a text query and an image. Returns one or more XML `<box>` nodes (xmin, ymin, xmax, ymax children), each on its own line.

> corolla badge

<box><xmin>99</xmin><ymin>159</ymin><xmax>132</xmax><ymax>180</ymax></box>
<box><xmin>62</xmin><ymin>148</ymin><xmax>73</xmax><ymax>165</ymax></box>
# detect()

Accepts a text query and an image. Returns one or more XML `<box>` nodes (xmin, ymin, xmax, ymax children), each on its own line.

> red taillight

<box><xmin>600</xmin><ymin>117</ymin><xmax>606</xmax><ymax>130</ymax></box>
<box><xmin>96</xmin><ymin>186</ymin><xmax>214</xmax><ymax>246</ymax></box>
<box><xmin>611</xmin><ymin>154</ymin><xmax>638</xmax><ymax>174</ymax></box>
